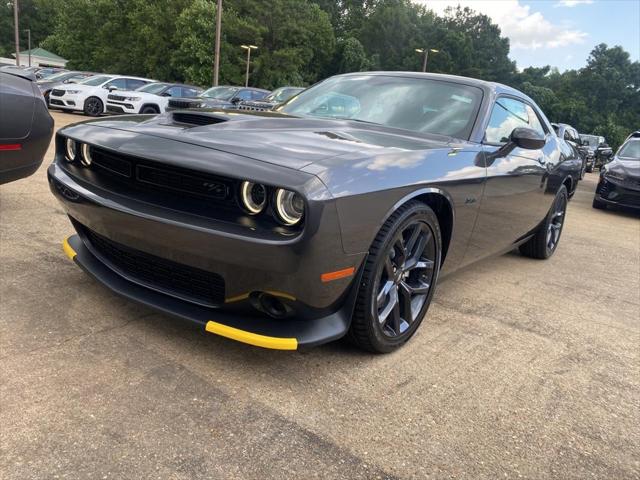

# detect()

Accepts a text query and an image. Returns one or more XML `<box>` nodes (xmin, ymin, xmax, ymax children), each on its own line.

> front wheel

<box><xmin>348</xmin><ymin>201</ymin><xmax>441</xmax><ymax>353</ymax></box>
<box><xmin>519</xmin><ymin>185</ymin><xmax>568</xmax><ymax>259</ymax></box>
<box><xmin>83</xmin><ymin>96</ymin><xmax>103</xmax><ymax>117</ymax></box>
<box><xmin>140</xmin><ymin>105</ymin><xmax>159</xmax><ymax>114</ymax></box>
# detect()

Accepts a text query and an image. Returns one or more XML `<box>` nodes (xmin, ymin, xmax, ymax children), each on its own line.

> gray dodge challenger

<box><xmin>48</xmin><ymin>72</ymin><xmax>582</xmax><ymax>352</ymax></box>
<box><xmin>1</xmin><ymin>67</ymin><xmax>54</xmax><ymax>184</ymax></box>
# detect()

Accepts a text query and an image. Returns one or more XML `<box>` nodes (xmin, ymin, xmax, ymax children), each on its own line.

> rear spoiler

<box><xmin>0</xmin><ymin>66</ymin><xmax>35</xmax><ymax>81</ymax></box>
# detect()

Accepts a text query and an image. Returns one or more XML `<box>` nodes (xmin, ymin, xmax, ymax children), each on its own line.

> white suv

<box><xmin>106</xmin><ymin>82</ymin><xmax>202</xmax><ymax>115</ymax></box>
<box><xmin>48</xmin><ymin>75</ymin><xmax>155</xmax><ymax>116</ymax></box>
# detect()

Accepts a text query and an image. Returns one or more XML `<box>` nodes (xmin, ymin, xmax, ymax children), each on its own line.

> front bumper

<box><xmin>62</xmin><ymin>235</ymin><xmax>357</xmax><ymax>349</ymax></box>
<box><xmin>595</xmin><ymin>177</ymin><xmax>640</xmax><ymax>210</ymax></box>
<box><xmin>106</xmin><ymin>102</ymin><xmax>137</xmax><ymax>114</ymax></box>
<box><xmin>48</xmin><ymin>93</ymin><xmax>82</xmax><ymax>110</ymax></box>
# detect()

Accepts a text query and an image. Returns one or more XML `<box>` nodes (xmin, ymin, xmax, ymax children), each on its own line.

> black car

<box><xmin>0</xmin><ymin>68</ymin><xmax>54</xmax><ymax>184</ymax></box>
<box><xmin>49</xmin><ymin>72</ymin><xmax>581</xmax><ymax>353</ymax></box>
<box><xmin>167</xmin><ymin>85</ymin><xmax>270</xmax><ymax>111</ymax></box>
<box><xmin>580</xmin><ymin>133</ymin><xmax>613</xmax><ymax>170</ymax></box>
<box><xmin>37</xmin><ymin>70</ymin><xmax>94</xmax><ymax>104</ymax></box>
<box><xmin>553</xmin><ymin>123</ymin><xmax>586</xmax><ymax>178</ymax></box>
<box><xmin>593</xmin><ymin>136</ymin><xmax>640</xmax><ymax>211</ymax></box>
<box><xmin>237</xmin><ymin>86</ymin><xmax>304</xmax><ymax>112</ymax></box>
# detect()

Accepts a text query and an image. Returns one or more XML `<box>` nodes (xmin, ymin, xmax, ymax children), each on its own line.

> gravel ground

<box><xmin>1</xmin><ymin>111</ymin><xmax>639</xmax><ymax>480</ymax></box>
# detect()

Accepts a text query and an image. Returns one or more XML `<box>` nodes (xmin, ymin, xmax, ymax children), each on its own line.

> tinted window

<box><xmin>181</xmin><ymin>87</ymin><xmax>200</xmax><ymax>97</ymax></box>
<box><xmin>485</xmin><ymin>97</ymin><xmax>531</xmax><ymax>144</ymax></box>
<box><xmin>235</xmin><ymin>90</ymin><xmax>254</xmax><ymax>101</ymax></box>
<box><xmin>105</xmin><ymin>78</ymin><xmax>128</xmax><ymax>90</ymax></box>
<box><xmin>126</xmin><ymin>79</ymin><xmax>148</xmax><ymax>90</ymax></box>
<box><xmin>79</xmin><ymin>76</ymin><xmax>113</xmax><ymax>86</ymax></box>
<box><xmin>280</xmin><ymin>75</ymin><xmax>483</xmax><ymax>139</ymax></box>
<box><xmin>164</xmin><ymin>86</ymin><xmax>182</xmax><ymax>97</ymax></box>
<box><xmin>251</xmin><ymin>90</ymin><xmax>268</xmax><ymax>100</ymax></box>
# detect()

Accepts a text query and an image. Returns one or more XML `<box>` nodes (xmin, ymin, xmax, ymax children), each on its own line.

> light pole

<box><xmin>415</xmin><ymin>48</ymin><xmax>439</xmax><ymax>73</ymax></box>
<box><xmin>13</xmin><ymin>0</ymin><xmax>20</xmax><ymax>66</ymax></box>
<box><xmin>241</xmin><ymin>44</ymin><xmax>257</xmax><ymax>87</ymax></box>
<box><xmin>23</xmin><ymin>28</ymin><xmax>31</xmax><ymax>66</ymax></box>
<box><xmin>213</xmin><ymin>0</ymin><xmax>222</xmax><ymax>86</ymax></box>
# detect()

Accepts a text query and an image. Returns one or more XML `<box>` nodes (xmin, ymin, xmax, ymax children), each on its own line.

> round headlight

<box><xmin>80</xmin><ymin>143</ymin><xmax>92</xmax><ymax>166</ymax></box>
<box><xmin>274</xmin><ymin>189</ymin><xmax>304</xmax><ymax>226</ymax></box>
<box><xmin>240</xmin><ymin>181</ymin><xmax>267</xmax><ymax>214</ymax></box>
<box><xmin>65</xmin><ymin>138</ymin><xmax>77</xmax><ymax>162</ymax></box>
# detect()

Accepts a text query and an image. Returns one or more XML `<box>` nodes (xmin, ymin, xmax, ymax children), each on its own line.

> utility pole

<box><xmin>13</xmin><ymin>0</ymin><xmax>20</xmax><ymax>66</ymax></box>
<box><xmin>241</xmin><ymin>45</ymin><xmax>257</xmax><ymax>87</ymax></box>
<box><xmin>24</xmin><ymin>28</ymin><xmax>31</xmax><ymax>66</ymax></box>
<box><xmin>213</xmin><ymin>0</ymin><xmax>222</xmax><ymax>86</ymax></box>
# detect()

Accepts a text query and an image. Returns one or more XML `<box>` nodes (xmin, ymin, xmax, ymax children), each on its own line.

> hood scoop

<box><xmin>172</xmin><ymin>112</ymin><xmax>229</xmax><ymax>127</ymax></box>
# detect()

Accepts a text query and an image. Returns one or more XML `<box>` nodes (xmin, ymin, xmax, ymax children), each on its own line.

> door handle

<box><xmin>537</xmin><ymin>156</ymin><xmax>546</xmax><ymax>165</ymax></box>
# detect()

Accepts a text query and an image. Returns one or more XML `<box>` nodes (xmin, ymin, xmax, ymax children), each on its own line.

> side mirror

<box><xmin>510</xmin><ymin>127</ymin><xmax>545</xmax><ymax>150</ymax></box>
<box><xmin>105</xmin><ymin>86</ymin><xmax>119</xmax><ymax>91</ymax></box>
<box><xmin>231</xmin><ymin>97</ymin><xmax>241</xmax><ymax>104</ymax></box>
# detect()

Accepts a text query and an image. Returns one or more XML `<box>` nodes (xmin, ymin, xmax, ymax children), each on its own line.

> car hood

<box><xmin>109</xmin><ymin>90</ymin><xmax>156</xmax><ymax>100</ymax></box>
<box><xmin>171</xmin><ymin>97</ymin><xmax>233</xmax><ymax>107</ymax></box>
<box><xmin>79</xmin><ymin>111</ymin><xmax>456</xmax><ymax>170</ymax></box>
<box><xmin>608</xmin><ymin>158</ymin><xmax>640</xmax><ymax>179</ymax></box>
<box><xmin>58</xmin><ymin>83</ymin><xmax>95</xmax><ymax>93</ymax></box>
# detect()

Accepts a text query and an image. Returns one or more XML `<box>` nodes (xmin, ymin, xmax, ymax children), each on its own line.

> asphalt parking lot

<box><xmin>1</xmin><ymin>111</ymin><xmax>639</xmax><ymax>479</ymax></box>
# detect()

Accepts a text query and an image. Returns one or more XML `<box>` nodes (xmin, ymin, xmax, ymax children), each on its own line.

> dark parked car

<box><xmin>37</xmin><ymin>70</ymin><xmax>94</xmax><ymax>103</ymax></box>
<box><xmin>35</xmin><ymin>67</ymin><xmax>67</xmax><ymax>80</ymax></box>
<box><xmin>49</xmin><ymin>72</ymin><xmax>581</xmax><ymax>353</ymax></box>
<box><xmin>580</xmin><ymin>133</ymin><xmax>613</xmax><ymax>170</ymax></box>
<box><xmin>166</xmin><ymin>85</ymin><xmax>270</xmax><ymax>111</ymax></box>
<box><xmin>237</xmin><ymin>86</ymin><xmax>304</xmax><ymax>112</ymax></box>
<box><xmin>0</xmin><ymin>68</ymin><xmax>54</xmax><ymax>184</ymax></box>
<box><xmin>553</xmin><ymin>123</ymin><xmax>587</xmax><ymax>179</ymax></box>
<box><xmin>593</xmin><ymin>136</ymin><xmax>640</xmax><ymax>211</ymax></box>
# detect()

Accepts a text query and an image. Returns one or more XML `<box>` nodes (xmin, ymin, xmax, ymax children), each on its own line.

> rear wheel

<box><xmin>84</xmin><ymin>96</ymin><xmax>103</xmax><ymax>117</ymax></box>
<box><xmin>348</xmin><ymin>201</ymin><xmax>441</xmax><ymax>353</ymax></box>
<box><xmin>519</xmin><ymin>185</ymin><xmax>568</xmax><ymax>259</ymax></box>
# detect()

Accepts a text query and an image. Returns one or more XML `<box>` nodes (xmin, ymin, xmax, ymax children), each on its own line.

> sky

<box><xmin>414</xmin><ymin>0</ymin><xmax>640</xmax><ymax>71</ymax></box>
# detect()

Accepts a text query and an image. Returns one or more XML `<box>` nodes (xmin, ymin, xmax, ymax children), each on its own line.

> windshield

<box><xmin>78</xmin><ymin>75</ymin><xmax>113</xmax><ymax>86</ymax></box>
<box><xmin>136</xmin><ymin>82</ymin><xmax>169</xmax><ymax>94</ymax></box>
<box><xmin>266</xmin><ymin>87</ymin><xmax>303</xmax><ymax>103</ymax></box>
<box><xmin>279</xmin><ymin>75</ymin><xmax>483</xmax><ymax>138</ymax></box>
<box><xmin>580</xmin><ymin>135</ymin><xmax>601</xmax><ymax>147</ymax></box>
<box><xmin>618</xmin><ymin>139</ymin><xmax>640</xmax><ymax>160</ymax></box>
<box><xmin>201</xmin><ymin>86</ymin><xmax>239</xmax><ymax>100</ymax></box>
<box><xmin>41</xmin><ymin>71</ymin><xmax>73</xmax><ymax>82</ymax></box>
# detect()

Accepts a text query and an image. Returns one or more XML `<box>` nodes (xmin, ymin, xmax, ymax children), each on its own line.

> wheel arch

<box><xmin>383</xmin><ymin>188</ymin><xmax>455</xmax><ymax>266</ymax></box>
<box><xmin>562</xmin><ymin>175</ymin><xmax>574</xmax><ymax>195</ymax></box>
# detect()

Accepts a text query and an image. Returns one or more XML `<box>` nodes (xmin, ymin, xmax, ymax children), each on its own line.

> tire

<box><xmin>586</xmin><ymin>165</ymin><xmax>593</xmax><ymax>173</ymax></box>
<box><xmin>592</xmin><ymin>197</ymin><xmax>606</xmax><ymax>210</ymax></box>
<box><xmin>580</xmin><ymin>162</ymin><xmax>586</xmax><ymax>180</ymax></box>
<box><xmin>348</xmin><ymin>201</ymin><xmax>442</xmax><ymax>353</ymax></box>
<box><xmin>83</xmin><ymin>96</ymin><xmax>103</xmax><ymax>117</ymax></box>
<box><xmin>140</xmin><ymin>105</ymin><xmax>159</xmax><ymax>114</ymax></box>
<box><xmin>519</xmin><ymin>185</ymin><xmax>568</xmax><ymax>260</ymax></box>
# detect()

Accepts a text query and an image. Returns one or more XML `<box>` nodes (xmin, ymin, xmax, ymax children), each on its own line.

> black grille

<box><xmin>51</xmin><ymin>89</ymin><xmax>65</xmax><ymax>97</ymax></box>
<box><xmin>172</xmin><ymin>112</ymin><xmax>227</xmax><ymax>126</ymax></box>
<box><xmin>169</xmin><ymin>99</ymin><xmax>197</xmax><ymax>109</ymax></box>
<box><xmin>108</xmin><ymin>94</ymin><xmax>126</xmax><ymax>101</ymax></box>
<box><xmin>81</xmin><ymin>224</ymin><xmax>225</xmax><ymax>307</ymax></box>
<box><xmin>50</xmin><ymin>99</ymin><xmax>64</xmax><ymax>106</ymax></box>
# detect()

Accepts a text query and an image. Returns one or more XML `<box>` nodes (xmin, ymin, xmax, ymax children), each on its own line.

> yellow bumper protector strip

<box><xmin>205</xmin><ymin>321</ymin><xmax>298</xmax><ymax>350</ymax></box>
<box><xmin>63</xmin><ymin>237</ymin><xmax>77</xmax><ymax>260</ymax></box>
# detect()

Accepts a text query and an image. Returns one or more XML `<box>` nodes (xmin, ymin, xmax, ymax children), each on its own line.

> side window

<box><xmin>564</xmin><ymin>130</ymin><xmax>572</xmax><ymax>141</ymax></box>
<box><xmin>252</xmin><ymin>90</ymin><xmax>267</xmax><ymax>100</ymax></box>
<box><xmin>126</xmin><ymin>79</ymin><xmax>147</xmax><ymax>90</ymax></box>
<box><xmin>525</xmin><ymin>105</ymin><xmax>545</xmax><ymax>136</ymax></box>
<box><xmin>164</xmin><ymin>86</ymin><xmax>182</xmax><ymax>97</ymax></box>
<box><xmin>105</xmin><ymin>78</ymin><xmax>127</xmax><ymax>90</ymax></box>
<box><xmin>181</xmin><ymin>87</ymin><xmax>200</xmax><ymax>98</ymax></box>
<box><xmin>484</xmin><ymin>97</ymin><xmax>530</xmax><ymax>144</ymax></box>
<box><xmin>235</xmin><ymin>90</ymin><xmax>253</xmax><ymax>101</ymax></box>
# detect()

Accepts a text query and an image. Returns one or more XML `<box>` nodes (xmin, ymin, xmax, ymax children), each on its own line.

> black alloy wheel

<box><xmin>84</xmin><ymin>97</ymin><xmax>103</xmax><ymax>117</ymax></box>
<box><xmin>141</xmin><ymin>105</ymin><xmax>159</xmax><ymax>114</ymax></box>
<box><xmin>349</xmin><ymin>201</ymin><xmax>441</xmax><ymax>353</ymax></box>
<box><xmin>519</xmin><ymin>185</ymin><xmax>568</xmax><ymax>259</ymax></box>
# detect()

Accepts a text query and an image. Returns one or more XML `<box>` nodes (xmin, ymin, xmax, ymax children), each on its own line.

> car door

<box><xmin>463</xmin><ymin>96</ymin><xmax>553</xmax><ymax>263</ymax></box>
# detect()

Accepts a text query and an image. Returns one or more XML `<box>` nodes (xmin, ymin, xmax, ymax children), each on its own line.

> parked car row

<box><xmin>593</xmin><ymin>131</ymin><xmax>640</xmax><ymax>211</ymax></box>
